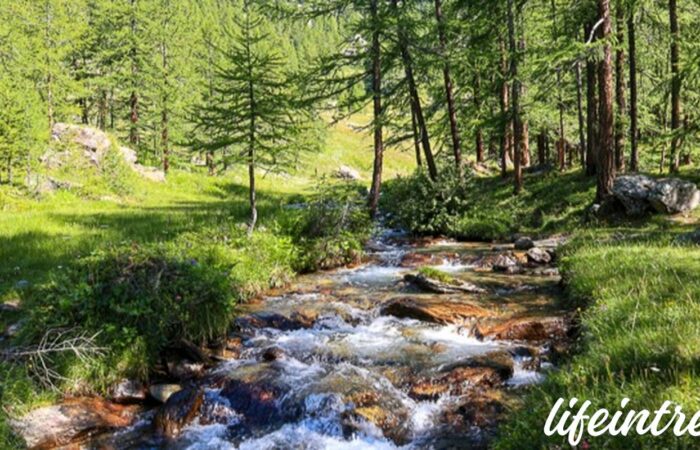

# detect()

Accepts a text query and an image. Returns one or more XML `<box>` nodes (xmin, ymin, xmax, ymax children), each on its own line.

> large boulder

<box><xmin>48</xmin><ymin>123</ymin><xmax>166</xmax><ymax>183</ymax></box>
<box><xmin>613</xmin><ymin>175</ymin><xmax>700</xmax><ymax>215</ymax></box>
<box><xmin>648</xmin><ymin>178</ymin><xmax>700</xmax><ymax>214</ymax></box>
<box><xmin>10</xmin><ymin>398</ymin><xmax>139</xmax><ymax>449</ymax></box>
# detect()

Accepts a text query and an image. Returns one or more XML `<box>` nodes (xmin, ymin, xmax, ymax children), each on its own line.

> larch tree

<box><xmin>596</xmin><ymin>0</ymin><xmax>616</xmax><ymax>202</ymax></box>
<box><xmin>190</xmin><ymin>2</ymin><xmax>314</xmax><ymax>233</ymax></box>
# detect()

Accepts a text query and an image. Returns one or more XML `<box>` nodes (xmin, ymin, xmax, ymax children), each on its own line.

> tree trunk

<box><xmin>434</xmin><ymin>0</ymin><xmax>463</xmax><ymax>170</ymax></box>
<box><xmin>129</xmin><ymin>0</ymin><xmax>139</xmax><ymax>148</ymax></box>
<box><xmin>575</xmin><ymin>61</ymin><xmax>586</xmax><ymax>168</ymax></box>
<box><xmin>206</xmin><ymin>151</ymin><xmax>214</xmax><ymax>176</ymax></box>
<box><xmin>392</xmin><ymin>0</ymin><xmax>436</xmax><ymax>180</ymax></box>
<box><xmin>368</xmin><ymin>0</ymin><xmax>384</xmax><ymax>218</ymax></box>
<box><xmin>597</xmin><ymin>0</ymin><xmax>616</xmax><ymax>202</ymax></box>
<box><xmin>551</xmin><ymin>0</ymin><xmax>565</xmax><ymax>171</ymax></box>
<box><xmin>669</xmin><ymin>0</ymin><xmax>681</xmax><ymax>173</ymax></box>
<box><xmin>585</xmin><ymin>23</ymin><xmax>598</xmax><ymax>177</ymax></box>
<box><xmin>522</xmin><ymin>121</ymin><xmax>530</xmax><ymax>167</ymax></box>
<box><xmin>410</xmin><ymin>105</ymin><xmax>422</xmax><ymax>167</ymax></box>
<box><xmin>537</xmin><ymin>130</ymin><xmax>546</xmax><ymax>166</ymax></box>
<box><xmin>628</xmin><ymin>11</ymin><xmax>639</xmax><ymax>172</ymax></box>
<box><xmin>161</xmin><ymin>44</ymin><xmax>169</xmax><ymax>175</ymax></box>
<box><xmin>507</xmin><ymin>0</ymin><xmax>522</xmax><ymax>194</ymax></box>
<box><xmin>614</xmin><ymin>0</ymin><xmax>626</xmax><ymax>172</ymax></box>
<box><xmin>499</xmin><ymin>38</ymin><xmax>511</xmax><ymax>179</ymax></box>
<box><xmin>474</xmin><ymin>74</ymin><xmax>485</xmax><ymax>163</ymax></box>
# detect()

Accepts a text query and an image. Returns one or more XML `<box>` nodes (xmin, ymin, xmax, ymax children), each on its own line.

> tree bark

<box><xmin>551</xmin><ymin>0</ymin><xmax>565</xmax><ymax>171</ymax></box>
<box><xmin>597</xmin><ymin>0</ymin><xmax>616</xmax><ymax>202</ymax></box>
<box><xmin>474</xmin><ymin>74</ymin><xmax>485</xmax><ymax>163</ymax></box>
<box><xmin>434</xmin><ymin>0</ymin><xmax>463</xmax><ymax>170</ymax></box>
<box><xmin>129</xmin><ymin>0</ymin><xmax>139</xmax><ymax>148</ymax></box>
<box><xmin>628</xmin><ymin>11</ymin><xmax>639</xmax><ymax>172</ymax></box>
<box><xmin>392</xmin><ymin>0</ymin><xmax>436</xmax><ymax>180</ymax></box>
<box><xmin>537</xmin><ymin>130</ymin><xmax>546</xmax><ymax>166</ymax></box>
<box><xmin>410</xmin><ymin>105</ymin><xmax>422</xmax><ymax>167</ymax></box>
<box><xmin>368</xmin><ymin>0</ymin><xmax>384</xmax><ymax>218</ymax></box>
<box><xmin>669</xmin><ymin>0</ymin><xmax>681</xmax><ymax>173</ymax></box>
<box><xmin>575</xmin><ymin>61</ymin><xmax>586</xmax><ymax>168</ymax></box>
<box><xmin>614</xmin><ymin>0</ymin><xmax>626</xmax><ymax>172</ymax></box>
<box><xmin>507</xmin><ymin>0</ymin><xmax>522</xmax><ymax>194</ymax></box>
<box><xmin>499</xmin><ymin>38</ymin><xmax>511</xmax><ymax>179</ymax></box>
<box><xmin>161</xmin><ymin>44</ymin><xmax>169</xmax><ymax>174</ymax></box>
<box><xmin>585</xmin><ymin>23</ymin><xmax>598</xmax><ymax>177</ymax></box>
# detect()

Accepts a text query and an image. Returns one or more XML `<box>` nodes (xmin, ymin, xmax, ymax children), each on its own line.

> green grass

<box><xmin>418</xmin><ymin>266</ymin><xmax>459</xmax><ymax>284</ymax></box>
<box><xmin>495</xmin><ymin>236</ymin><xmax>700</xmax><ymax>449</ymax></box>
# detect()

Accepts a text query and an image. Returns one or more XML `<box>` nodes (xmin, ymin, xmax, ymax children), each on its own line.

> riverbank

<box><xmin>383</xmin><ymin>170</ymin><xmax>700</xmax><ymax>448</ymax></box>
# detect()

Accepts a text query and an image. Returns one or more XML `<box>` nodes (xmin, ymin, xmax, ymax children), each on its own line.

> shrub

<box><xmin>289</xmin><ymin>181</ymin><xmax>372</xmax><ymax>272</ymax></box>
<box><xmin>381</xmin><ymin>166</ymin><xmax>472</xmax><ymax>235</ymax></box>
<box><xmin>19</xmin><ymin>243</ymin><xmax>237</xmax><ymax>383</ymax></box>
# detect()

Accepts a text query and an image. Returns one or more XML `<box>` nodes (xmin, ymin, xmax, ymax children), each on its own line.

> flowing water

<box><xmin>92</xmin><ymin>230</ymin><xmax>566</xmax><ymax>449</ymax></box>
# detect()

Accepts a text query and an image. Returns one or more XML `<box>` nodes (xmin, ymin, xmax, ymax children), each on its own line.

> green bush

<box><xmin>381</xmin><ymin>166</ymin><xmax>472</xmax><ymax>235</ymax></box>
<box><xmin>19</xmin><ymin>243</ymin><xmax>237</xmax><ymax>383</ymax></box>
<box><xmin>289</xmin><ymin>181</ymin><xmax>372</xmax><ymax>272</ymax></box>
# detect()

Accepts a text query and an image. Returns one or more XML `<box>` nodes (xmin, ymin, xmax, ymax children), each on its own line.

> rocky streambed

<box><xmin>12</xmin><ymin>231</ymin><xmax>573</xmax><ymax>449</ymax></box>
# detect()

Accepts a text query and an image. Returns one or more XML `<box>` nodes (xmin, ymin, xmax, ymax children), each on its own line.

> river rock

<box><xmin>444</xmin><ymin>390</ymin><xmax>507</xmax><ymax>430</ymax></box>
<box><xmin>475</xmin><ymin>316</ymin><xmax>569</xmax><ymax>342</ymax></box>
<box><xmin>261</xmin><ymin>346</ymin><xmax>285</xmax><ymax>362</ymax></box>
<box><xmin>513</xmin><ymin>236</ymin><xmax>535</xmax><ymax>250</ymax></box>
<box><xmin>235</xmin><ymin>311</ymin><xmax>315</xmax><ymax>333</ymax></box>
<box><xmin>399</xmin><ymin>252</ymin><xmax>434</xmax><ymax>268</ymax></box>
<box><xmin>154</xmin><ymin>387</ymin><xmax>204</xmax><ymax>437</ymax></box>
<box><xmin>381</xmin><ymin>297</ymin><xmax>491</xmax><ymax>325</ymax></box>
<box><xmin>10</xmin><ymin>398</ymin><xmax>139</xmax><ymax>449</ymax></box>
<box><xmin>167</xmin><ymin>360</ymin><xmax>205</xmax><ymax>380</ymax></box>
<box><xmin>409</xmin><ymin>352</ymin><xmax>514</xmax><ymax>401</ymax></box>
<box><xmin>403</xmin><ymin>273</ymin><xmax>486</xmax><ymax>294</ymax></box>
<box><xmin>440</xmin><ymin>351</ymin><xmax>515</xmax><ymax>380</ymax></box>
<box><xmin>220</xmin><ymin>378</ymin><xmax>298</xmax><ymax>428</ymax></box>
<box><xmin>492</xmin><ymin>255</ymin><xmax>518</xmax><ymax>273</ymax></box>
<box><xmin>110</xmin><ymin>379</ymin><xmax>147</xmax><ymax>404</ymax></box>
<box><xmin>149</xmin><ymin>384</ymin><xmax>182</xmax><ymax>403</ymax></box>
<box><xmin>613</xmin><ymin>175</ymin><xmax>700</xmax><ymax>215</ymax></box>
<box><xmin>526</xmin><ymin>247</ymin><xmax>551</xmax><ymax>265</ymax></box>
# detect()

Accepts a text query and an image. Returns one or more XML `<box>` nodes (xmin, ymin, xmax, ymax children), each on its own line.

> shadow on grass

<box><xmin>0</xmin><ymin>181</ymin><xmax>303</xmax><ymax>299</ymax></box>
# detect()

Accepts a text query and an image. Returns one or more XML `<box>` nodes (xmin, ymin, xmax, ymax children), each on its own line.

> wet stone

<box><xmin>154</xmin><ymin>387</ymin><xmax>204</xmax><ymax>437</ymax></box>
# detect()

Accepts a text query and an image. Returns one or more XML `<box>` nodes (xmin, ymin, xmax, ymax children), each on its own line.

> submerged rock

<box><xmin>381</xmin><ymin>297</ymin><xmax>491</xmax><ymax>325</ymax></box>
<box><xmin>404</xmin><ymin>273</ymin><xmax>486</xmax><ymax>294</ymax></box>
<box><xmin>154</xmin><ymin>388</ymin><xmax>204</xmax><ymax>438</ymax></box>
<box><xmin>10</xmin><ymin>398</ymin><xmax>139</xmax><ymax>449</ymax></box>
